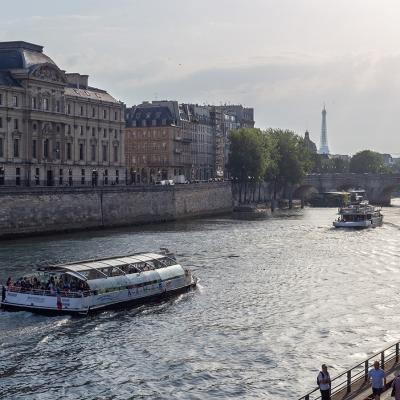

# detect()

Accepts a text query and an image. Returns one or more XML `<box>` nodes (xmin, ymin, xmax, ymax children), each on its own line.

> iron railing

<box><xmin>299</xmin><ymin>340</ymin><xmax>400</xmax><ymax>400</ymax></box>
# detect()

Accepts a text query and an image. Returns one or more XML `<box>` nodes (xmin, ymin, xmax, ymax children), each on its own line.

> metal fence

<box><xmin>299</xmin><ymin>341</ymin><xmax>400</xmax><ymax>400</ymax></box>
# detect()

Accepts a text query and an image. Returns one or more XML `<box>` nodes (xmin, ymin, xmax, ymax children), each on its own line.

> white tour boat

<box><xmin>1</xmin><ymin>250</ymin><xmax>197</xmax><ymax>316</ymax></box>
<box><xmin>333</xmin><ymin>200</ymin><xmax>383</xmax><ymax>228</ymax></box>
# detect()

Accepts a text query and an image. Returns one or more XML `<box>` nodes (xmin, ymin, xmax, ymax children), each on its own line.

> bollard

<box><xmin>381</xmin><ymin>351</ymin><xmax>385</xmax><ymax>369</ymax></box>
<box><xmin>365</xmin><ymin>360</ymin><xmax>369</xmax><ymax>381</ymax></box>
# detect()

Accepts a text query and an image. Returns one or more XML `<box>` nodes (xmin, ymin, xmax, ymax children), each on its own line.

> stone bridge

<box><xmin>293</xmin><ymin>173</ymin><xmax>400</xmax><ymax>205</ymax></box>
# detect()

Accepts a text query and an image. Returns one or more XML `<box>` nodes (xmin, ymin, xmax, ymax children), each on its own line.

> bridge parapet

<box><xmin>295</xmin><ymin>173</ymin><xmax>400</xmax><ymax>205</ymax></box>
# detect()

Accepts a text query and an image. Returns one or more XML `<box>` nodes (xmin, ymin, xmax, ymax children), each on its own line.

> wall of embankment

<box><xmin>0</xmin><ymin>182</ymin><xmax>233</xmax><ymax>238</ymax></box>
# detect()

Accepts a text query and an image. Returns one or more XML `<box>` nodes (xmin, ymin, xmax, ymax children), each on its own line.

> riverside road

<box><xmin>1</xmin><ymin>203</ymin><xmax>400</xmax><ymax>399</ymax></box>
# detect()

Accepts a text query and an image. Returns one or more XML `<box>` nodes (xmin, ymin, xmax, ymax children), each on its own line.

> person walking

<box><xmin>368</xmin><ymin>361</ymin><xmax>386</xmax><ymax>400</ymax></box>
<box><xmin>391</xmin><ymin>373</ymin><xmax>400</xmax><ymax>400</ymax></box>
<box><xmin>317</xmin><ymin>364</ymin><xmax>331</xmax><ymax>400</ymax></box>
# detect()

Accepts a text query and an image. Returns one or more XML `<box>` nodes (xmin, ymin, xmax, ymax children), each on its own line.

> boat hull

<box><xmin>333</xmin><ymin>216</ymin><xmax>383</xmax><ymax>228</ymax></box>
<box><xmin>1</xmin><ymin>282</ymin><xmax>197</xmax><ymax>316</ymax></box>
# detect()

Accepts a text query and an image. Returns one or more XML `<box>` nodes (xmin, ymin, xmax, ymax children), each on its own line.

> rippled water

<box><xmin>1</xmin><ymin>202</ymin><xmax>400</xmax><ymax>399</ymax></box>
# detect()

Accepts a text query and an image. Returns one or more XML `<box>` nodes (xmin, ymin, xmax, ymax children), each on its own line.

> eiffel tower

<box><xmin>318</xmin><ymin>105</ymin><xmax>330</xmax><ymax>155</ymax></box>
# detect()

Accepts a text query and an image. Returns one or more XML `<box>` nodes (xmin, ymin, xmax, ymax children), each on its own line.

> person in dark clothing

<box><xmin>317</xmin><ymin>364</ymin><xmax>331</xmax><ymax>400</ymax></box>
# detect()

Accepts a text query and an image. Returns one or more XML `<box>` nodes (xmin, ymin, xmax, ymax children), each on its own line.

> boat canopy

<box><xmin>86</xmin><ymin>266</ymin><xmax>184</xmax><ymax>291</ymax></box>
<box><xmin>42</xmin><ymin>252</ymin><xmax>179</xmax><ymax>281</ymax></box>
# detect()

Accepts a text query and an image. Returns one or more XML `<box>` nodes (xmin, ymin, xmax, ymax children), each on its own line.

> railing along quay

<box><xmin>299</xmin><ymin>341</ymin><xmax>400</xmax><ymax>400</ymax></box>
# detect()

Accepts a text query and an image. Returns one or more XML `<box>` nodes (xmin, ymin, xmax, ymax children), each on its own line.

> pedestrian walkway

<box><xmin>299</xmin><ymin>341</ymin><xmax>400</xmax><ymax>400</ymax></box>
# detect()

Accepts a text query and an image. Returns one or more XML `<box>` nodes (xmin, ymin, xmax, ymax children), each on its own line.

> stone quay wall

<box><xmin>0</xmin><ymin>183</ymin><xmax>233</xmax><ymax>238</ymax></box>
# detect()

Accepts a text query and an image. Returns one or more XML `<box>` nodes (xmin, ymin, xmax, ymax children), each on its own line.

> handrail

<box><xmin>6</xmin><ymin>286</ymin><xmax>92</xmax><ymax>298</ymax></box>
<box><xmin>299</xmin><ymin>340</ymin><xmax>400</xmax><ymax>400</ymax></box>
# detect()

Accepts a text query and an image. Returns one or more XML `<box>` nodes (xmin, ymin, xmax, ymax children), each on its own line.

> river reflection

<box><xmin>1</xmin><ymin>202</ymin><xmax>400</xmax><ymax>399</ymax></box>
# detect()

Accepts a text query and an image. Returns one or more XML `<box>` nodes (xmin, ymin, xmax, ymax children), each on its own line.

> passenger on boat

<box><xmin>317</xmin><ymin>364</ymin><xmax>331</xmax><ymax>400</ymax></box>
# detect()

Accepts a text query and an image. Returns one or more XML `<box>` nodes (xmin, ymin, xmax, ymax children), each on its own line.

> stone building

<box><xmin>126</xmin><ymin>100</ymin><xmax>215</xmax><ymax>183</ymax></box>
<box><xmin>125</xmin><ymin>101</ymin><xmax>255</xmax><ymax>182</ymax></box>
<box><xmin>303</xmin><ymin>130</ymin><xmax>317</xmax><ymax>153</ymax></box>
<box><xmin>0</xmin><ymin>41</ymin><xmax>125</xmax><ymax>186</ymax></box>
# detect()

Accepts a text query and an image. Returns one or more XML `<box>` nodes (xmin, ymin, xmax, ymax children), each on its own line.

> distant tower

<box><xmin>319</xmin><ymin>105</ymin><xmax>330</xmax><ymax>155</ymax></box>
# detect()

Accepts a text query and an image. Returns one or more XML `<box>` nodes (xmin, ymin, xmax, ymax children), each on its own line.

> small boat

<box><xmin>1</xmin><ymin>249</ymin><xmax>197</xmax><ymax>316</ymax></box>
<box><xmin>333</xmin><ymin>200</ymin><xmax>383</xmax><ymax>228</ymax></box>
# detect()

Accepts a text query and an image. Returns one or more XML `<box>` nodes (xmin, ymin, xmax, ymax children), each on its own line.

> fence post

<box><xmin>381</xmin><ymin>351</ymin><xmax>385</xmax><ymax>369</ymax></box>
<box><xmin>396</xmin><ymin>343</ymin><xmax>399</xmax><ymax>363</ymax></box>
<box><xmin>347</xmin><ymin>370</ymin><xmax>352</xmax><ymax>393</ymax></box>
<box><xmin>365</xmin><ymin>360</ymin><xmax>369</xmax><ymax>381</ymax></box>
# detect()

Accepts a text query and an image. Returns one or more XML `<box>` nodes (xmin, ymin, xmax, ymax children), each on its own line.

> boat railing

<box><xmin>298</xmin><ymin>340</ymin><xmax>400</xmax><ymax>400</ymax></box>
<box><xmin>6</xmin><ymin>286</ymin><xmax>92</xmax><ymax>298</ymax></box>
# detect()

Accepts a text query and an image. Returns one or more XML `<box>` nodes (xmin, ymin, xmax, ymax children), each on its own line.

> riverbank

<box><xmin>0</xmin><ymin>182</ymin><xmax>233</xmax><ymax>239</ymax></box>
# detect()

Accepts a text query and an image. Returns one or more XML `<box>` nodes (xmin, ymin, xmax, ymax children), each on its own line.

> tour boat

<box><xmin>1</xmin><ymin>250</ymin><xmax>197</xmax><ymax>316</ymax></box>
<box><xmin>333</xmin><ymin>200</ymin><xmax>383</xmax><ymax>228</ymax></box>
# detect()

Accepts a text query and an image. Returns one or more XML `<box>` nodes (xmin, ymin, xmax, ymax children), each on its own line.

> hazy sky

<box><xmin>1</xmin><ymin>0</ymin><xmax>400</xmax><ymax>154</ymax></box>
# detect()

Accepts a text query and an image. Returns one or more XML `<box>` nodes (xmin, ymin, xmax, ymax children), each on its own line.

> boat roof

<box><xmin>40</xmin><ymin>252</ymin><xmax>175</xmax><ymax>274</ymax></box>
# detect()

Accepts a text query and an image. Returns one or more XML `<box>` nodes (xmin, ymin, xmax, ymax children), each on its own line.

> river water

<box><xmin>1</xmin><ymin>202</ymin><xmax>400</xmax><ymax>399</ymax></box>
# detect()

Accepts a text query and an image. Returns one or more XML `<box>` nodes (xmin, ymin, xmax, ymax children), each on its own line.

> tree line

<box><xmin>227</xmin><ymin>128</ymin><xmax>396</xmax><ymax>203</ymax></box>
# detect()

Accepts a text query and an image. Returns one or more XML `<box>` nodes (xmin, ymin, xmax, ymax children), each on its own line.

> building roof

<box><xmin>0</xmin><ymin>41</ymin><xmax>57</xmax><ymax>71</ymax></box>
<box><xmin>126</xmin><ymin>104</ymin><xmax>175</xmax><ymax>127</ymax></box>
<box><xmin>65</xmin><ymin>86</ymin><xmax>119</xmax><ymax>103</ymax></box>
<box><xmin>0</xmin><ymin>71</ymin><xmax>22</xmax><ymax>87</ymax></box>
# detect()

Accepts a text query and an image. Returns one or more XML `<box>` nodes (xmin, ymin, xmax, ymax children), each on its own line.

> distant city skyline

<box><xmin>2</xmin><ymin>0</ymin><xmax>400</xmax><ymax>154</ymax></box>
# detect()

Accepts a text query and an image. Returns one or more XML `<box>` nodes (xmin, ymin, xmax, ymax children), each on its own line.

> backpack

<box><xmin>317</xmin><ymin>372</ymin><xmax>323</xmax><ymax>386</ymax></box>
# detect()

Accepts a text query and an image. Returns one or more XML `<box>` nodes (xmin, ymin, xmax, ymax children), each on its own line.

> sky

<box><xmin>1</xmin><ymin>0</ymin><xmax>400</xmax><ymax>154</ymax></box>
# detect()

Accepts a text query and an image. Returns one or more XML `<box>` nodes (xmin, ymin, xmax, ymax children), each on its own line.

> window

<box><xmin>116</xmin><ymin>170</ymin><xmax>119</xmax><ymax>184</ymax></box>
<box><xmin>92</xmin><ymin>107</ymin><xmax>96</xmax><ymax>117</ymax></box>
<box><xmin>67</xmin><ymin>125</ymin><xmax>71</xmax><ymax>134</ymax></box>
<box><xmin>67</xmin><ymin>143</ymin><xmax>72</xmax><ymax>160</ymax></box>
<box><xmin>14</xmin><ymin>139</ymin><xmax>19</xmax><ymax>158</ymax></box>
<box><xmin>68</xmin><ymin>169</ymin><xmax>73</xmax><ymax>186</ymax></box>
<box><xmin>102</xmin><ymin>145</ymin><xmax>107</xmax><ymax>162</ymax></box>
<box><xmin>0</xmin><ymin>167</ymin><xmax>4</xmax><ymax>185</ymax></box>
<box><xmin>104</xmin><ymin>169</ymin><xmax>108</xmax><ymax>185</ymax></box>
<box><xmin>114</xmin><ymin>111</ymin><xmax>118</xmax><ymax>120</ymax></box>
<box><xmin>16</xmin><ymin>167</ymin><xmax>20</xmax><ymax>185</ymax></box>
<box><xmin>33</xmin><ymin>123</ymin><xmax>37</xmax><ymax>131</ymax></box>
<box><xmin>14</xmin><ymin>119</ymin><xmax>19</xmax><ymax>130</ymax></box>
<box><xmin>114</xmin><ymin>129</ymin><xmax>118</xmax><ymax>139</ymax></box>
<box><xmin>32</xmin><ymin>140</ymin><xmax>37</xmax><ymax>159</ymax></box>
<box><xmin>103</xmin><ymin>109</ymin><xmax>107</xmax><ymax>119</ymax></box>
<box><xmin>91</xmin><ymin>145</ymin><xmax>96</xmax><ymax>162</ymax></box>
<box><xmin>67</xmin><ymin>103</ymin><xmax>71</xmax><ymax>114</ymax></box>
<box><xmin>80</xmin><ymin>106</ymin><xmax>84</xmax><ymax>116</ymax></box>
<box><xmin>59</xmin><ymin>169</ymin><xmax>63</xmax><ymax>185</ymax></box>
<box><xmin>43</xmin><ymin>98</ymin><xmax>49</xmax><ymax>111</ymax></box>
<box><xmin>92</xmin><ymin>127</ymin><xmax>96</xmax><ymax>137</ymax></box>
<box><xmin>0</xmin><ymin>93</ymin><xmax>2</xmax><ymax>105</ymax></box>
<box><xmin>13</xmin><ymin>96</ymin><xmax>18</xmax><ymax>107</ymax></box>
<box><xmin>81</xmin><ymin>169</ymin><xmax>85</xmax><ymax>185</ymax></box>
<box><xmin>103</xmin><ymin>129</ymin><xmax>107</xmax><ymax>138</ymax></box>
<box><xmin>79</xmin><ymin>143</ymin><xmax>84</xmax><ymax>160</ymax></box>
<box><xmin>113</xmin><ymin>146</ymin><xmax>118</xmax><ymax>162</ymax></box>
<box><xmin>44</xmin><ymin>139</ymin><xmax>49</xmax><ymax>158</ymax></box>
<box><xmin>31</xmin><ymin>97</ymin><xmax>37</xmax><ymax>109</ymax></box>
<box><xmin>80</xmin><ymin>126</ymin><xmax>84</xmax><ymax>135</ymax></box>
<box><xmin>55</xmin><ymin>142</ymin><xmax>60</xmax><ymax>159</ymax></box>
<box><xmin>56</xmin><ymin>101</ymin><xmax>60</xmax><ymax>112</ymax></box>
<box><xmin>0</xmin><ymin>138</ymin><xmax>3</xmax><ymax>158</ymax></box>
<box><xmin>0</xmin><ymin>117</ymin><xmax>2</xmax><ymax>129</ymax></box>
<box><xmin>35</xmin><ymin>168</ymin><xmax>40</xmax><ymax>185</ymax></box>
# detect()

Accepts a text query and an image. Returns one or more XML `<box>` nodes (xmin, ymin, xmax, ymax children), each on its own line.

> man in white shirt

<box><xmin>368</xmin><ymin>361</ymin><xmax>386</xmax><ymax>399</ymax></box>
<box><xmin>317</xmin><ymin>364</ymin><xmax>331</xmax><ymax>400</ymax></box>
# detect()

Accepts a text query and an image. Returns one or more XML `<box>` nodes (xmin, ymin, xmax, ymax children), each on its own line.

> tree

<box><xmin>349</xmin><ymin>150</ymin><xmax>386</xmax><ymax>173</ymax></box>
<box><xmin>228</xmin><ymin>128</ymin><xmax>269</xmax><ymax>202</ymax></box>
<box><xmin>264</xmin><ymin>129</ymin><xmax>313</xmax><ymax>199</ymax></box>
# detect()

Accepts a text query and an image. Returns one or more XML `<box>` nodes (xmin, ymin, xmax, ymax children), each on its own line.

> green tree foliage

<box><xmin>311</xmin><ymin>155</ymin><xmax>350</xmax><ymax>173</ymax></box>
<box><xmin>349</xmin><ymin>150</ymin><xmax>386</xmax><ymax>173</ymax></box>
<box><xmin>264</xmin><ymin>129</ymin><xmax>313</xmax><ymax>198</ymax></box>
<box><xmin>227</xmin><ymin>128</ymin><xmax>314</xmax><ymax>201</ymax></box>
<box><xmin>228</xmin><ymin>128</ymin><xmax>269</xmax><ymax>182</ymax></box>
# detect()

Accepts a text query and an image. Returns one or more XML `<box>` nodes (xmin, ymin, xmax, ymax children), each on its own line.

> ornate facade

<box><xmin>0</xmin><ymin>41</ymin><xmax>125</xmax><ymax>186</ymax></box>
